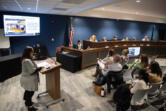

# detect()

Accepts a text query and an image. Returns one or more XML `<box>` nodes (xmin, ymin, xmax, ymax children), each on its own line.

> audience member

<box><xmin>148</xmin><ymin>61</ymin><xmax>163</xmax><ymax>84</ymax></box>
<box><xmin>142</xmin><ymin>35</ymin><xmax>149</xmax><ymax>41</ymax></box>
<box><xmin>131</xmin><ymin>54</ymin><xmax>149</xmax><ymax>78</ymax></box>
<box><xmin>93</xmin><ymin>49</ymin><xmax>114</xmax><ymax>77</ymax></box>
<box><xmin>93</xmin><ymin>54</ymin><xmax>122</xmax><ymax>85</ymax></box>
<box><xmin>113</xmin><ymin>84</ymin><xmax>132</xmax><ymax>111</ymax></box>
<box><xmin>121</xmin><ymin>49</ymin><xmax>129</xmax><ymax>66</ymax></box>
<box><xmin>102</xmin><ymin>54</ymin><xmax>122</xmax><ymax>76</ymax></box>
<box><xmin>130</xmin><ymin>69</ymin><xmax>149</xmax><ymax>106</ymax></box>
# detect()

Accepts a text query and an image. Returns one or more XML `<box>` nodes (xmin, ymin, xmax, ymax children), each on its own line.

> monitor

<box><xmin>128</xmin><ymin>47</ymin><xmax>141</xmax><ymax>57</ymax></box>
<box><xmin>3</xmin><ymin>15</ymin><xmax>40</xmax><ymax>37</ymax></box>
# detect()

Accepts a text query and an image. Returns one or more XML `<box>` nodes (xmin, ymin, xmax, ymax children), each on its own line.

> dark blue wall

<box><xmin>0</xmin><ymin>11</ymin><xmax>166</xmax><ymax>56</ymax></box>
<box><xmin>72</xmin><ymin>17</ymin><xmax>161</xmax><ymax>43</ymax></box>
<box><xmin>0</xmin><ymin>12</ymin><xmax>69</xmax><ymax>56</ymax></box>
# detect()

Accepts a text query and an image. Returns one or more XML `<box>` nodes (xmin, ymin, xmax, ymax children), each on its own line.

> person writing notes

<box><xmin>20</xmin><ymin>46</ymin><xmax>43</xmax><ymax>111</ymax></box>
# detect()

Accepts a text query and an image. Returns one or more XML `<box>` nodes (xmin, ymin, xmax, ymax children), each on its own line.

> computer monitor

<box><xmin>128</xmin><ymin>47</ymin><xmax>141</xmax><ymax>57</ymax></box>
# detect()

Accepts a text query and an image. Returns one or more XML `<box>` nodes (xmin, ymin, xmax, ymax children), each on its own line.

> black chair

<box><xmin>106</xmin><ymin>70</ymin><xmax>124</xmax><ymax>93</ymax></box>
<box><xmin>34</xmin><ymin>46</ymin><xmax>48</xmax><ymax>60</ymax></box>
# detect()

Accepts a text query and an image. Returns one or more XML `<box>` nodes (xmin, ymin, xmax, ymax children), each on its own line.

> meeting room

<box><xmin>0</xmin><ymin>0</ymin><xmax>166</xmax><ymax>111</ymax></box>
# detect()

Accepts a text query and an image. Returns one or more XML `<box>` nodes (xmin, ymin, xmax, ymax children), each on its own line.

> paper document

<box><xmin>98</xmin><ymin>60</ymin><xmax>105</xmax><ymax>69</ymax></box>
<box><xmin>37</xmin><ymin>61</ymin><xmax>51</xmax><ymax>68</ymax></box>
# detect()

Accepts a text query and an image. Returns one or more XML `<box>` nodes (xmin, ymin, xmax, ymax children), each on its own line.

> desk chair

<box><xmin>148</xmin><ymin>82</ymin><xmax>162</xmax><ymax>98</ymax></box>
<box><xmin>106</xmin><ymin>70</ymin><xmax>124</xmax><ymax>93</ymax></box>
<box><xmin>130</xmin><ymin>89</ymin><xmax>149</xmax><ymax>111</ymax></box>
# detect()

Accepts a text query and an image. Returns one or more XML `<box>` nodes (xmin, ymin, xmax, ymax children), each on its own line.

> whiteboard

<box><xmin>0</xmin><ymin>29</ymin><xmax>10</xmax><ymax>48</ymax></box>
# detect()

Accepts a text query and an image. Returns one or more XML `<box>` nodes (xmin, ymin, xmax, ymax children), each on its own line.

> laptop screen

<box><xmin>128</xmin><ymin>47</ymin><xmax>141</xmax><ymax>57</ymax></box>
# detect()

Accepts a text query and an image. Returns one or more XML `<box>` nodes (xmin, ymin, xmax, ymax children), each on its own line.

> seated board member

<box><xmin>122</xmin><ymin>37</ymin><xmax>129</xmax><ymax>41</ymax></box>
<box><xmin>20</xmin><ymin>46</ymin><xmax>43</xmax><ymax>111</ymax></box>
<box><xmin>148</xmin><ymin>61</ymin><xmax>163</xmax><ymax>84</ymax></box>
<box><xmin>102</xmin><ymin>36</ymin><xmax>107</xmax><ymax>42</ymax></box>
<box><xmin>113</xmin><ymin>36</ymin><xmax>118</xmax><ymax>41</ymax></box>
<box><xmin>90</xmin><ymin>34</ymin><xmax>98</xmax><ymax>42</ymax></box>
<box><xmin>76</xmin><ymin>40</ymin><xmax>83</xmax><ymax>50</ymax></box>
<box><xmin>131</xmin><ymin>37</ymin><xmax>136</xmax><ymax>41</ymax></box>
<box><xmin>120</xmin><ymin>49</ymin><xmax>129</xmax><ymax>66</ymax></box>
<box><xmin>142</xmin><ymin>35</ymin><xmax>149</xmax><ymax>41</ymax></box>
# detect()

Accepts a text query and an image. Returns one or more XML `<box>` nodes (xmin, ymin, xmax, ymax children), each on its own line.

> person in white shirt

<box><xmin>101</xmin><ymin>54</ymin><xmax>122</xmax><ymax>76</ymax></box>
<box><xmin>130</xmin><ymin>69</ymin><xmax>149</xmax><ymax>106</ymax></box>
<box><xmin>76</xmin><ymin>40</ymin><xmax>82</xmax><ymax>50</ymax></box>
<box><xmin>142</xmin><ymin>35</ymin><xmax>149</xmax><ymax>41</ymax></box>
<box><xmin>102</xmin><ymin>36</ymin><xmax>107</xmax><ymax>42</ymax></box>
<box><xmin>92</xmin><ymin>49</ymin><xmax>114</xmax><ymax>77</ymax></box>
<box><xmin>93</xmin><ymin>54</ymin><xmax>122</xmax><ymax>86</ymax></box>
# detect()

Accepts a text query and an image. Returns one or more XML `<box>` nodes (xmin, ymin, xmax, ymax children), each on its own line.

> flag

<box><xmin>151</xmin><ymin>25</ymin><xmax>155</xmax><ymax>40</ymax></box>
<box><xmin>69</xmin><ymin>17</ymin><xmax>74</xmax><ymax>47</ymax></box>
<box><xmin>69</xmin><ymin>27</ymin><xmax>74</xmax><ymax>46</ymax></box>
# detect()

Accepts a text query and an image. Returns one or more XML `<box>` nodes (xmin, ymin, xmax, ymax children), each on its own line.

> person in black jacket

<box><xmin>113</xmin><ymin>84</ymin><xmax>132</xmax><ymax>111</ymax></box>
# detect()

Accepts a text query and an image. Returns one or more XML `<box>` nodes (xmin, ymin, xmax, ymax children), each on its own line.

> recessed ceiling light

<box><xmin>27</xmin><ymin>8</ymin><xmax>31</xmax><ymax>10</ymax></box>
<box><xmin>136</xmin><ymin>0</ymin><xmax>141</xmax><ymax>3</ymax></box>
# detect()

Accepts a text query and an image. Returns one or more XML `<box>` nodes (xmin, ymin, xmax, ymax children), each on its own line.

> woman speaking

<box><xmin>20</xmin><ymin>46</ymin><xmax>42</xmax><ymax>111</ymax></box>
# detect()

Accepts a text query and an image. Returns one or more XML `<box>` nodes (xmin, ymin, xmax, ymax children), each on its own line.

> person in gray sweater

<box><xmin>20</xmin><ymin>46</ymin><xmax>42</xmax><ymax>111</ymax></box>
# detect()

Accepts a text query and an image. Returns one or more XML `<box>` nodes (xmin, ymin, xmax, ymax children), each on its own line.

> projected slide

<box><xmin>3</xmin><ymin>15</ymin><xmax>40</xmax><ymax>36</ymax></box>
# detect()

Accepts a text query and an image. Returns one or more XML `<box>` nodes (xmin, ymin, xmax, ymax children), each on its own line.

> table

<box><xmin>83</xmin><ymin>40</ymin><xmax>166</xmax><ymax>57</ymax></box>
<box><xmin>61</xmin><ymin>47</ymin><xmax>109</xmax><ymax>69</ymax></box>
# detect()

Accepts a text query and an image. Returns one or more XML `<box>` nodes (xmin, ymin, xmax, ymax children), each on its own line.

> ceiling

<box><xmin>0</xmin><ymin>0</ymin><xmax>166</xmax><ymax>24</ymax></box>
<box><xmin>0</xmin><ymin>0</ymin><xmax>115</xmax><ymax>15</ymax></box>
<box><xmin>75</xmin><ymin>0</ymin><xmax>166</xmax><ymax>24</ymax></box>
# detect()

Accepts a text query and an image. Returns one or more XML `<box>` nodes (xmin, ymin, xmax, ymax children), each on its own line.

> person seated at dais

<box><xmin>76</xmin><ymin>40</ymin><xmax>82</xmax><ymax>50</ymax></box>
<box><xmin>131</xmin><ymin>37</ymin><xmax>136</xmax><ymax>41</ymax></box>
<box><xmin>113</xmin><ymin>36</ymin><xmax>118</xmax><ymax>41</ymax></box>
<box><xmin>142</xmin><ymin>35</ymin><xmax>149</xmax><ymax>41</ymax></box>
<box><xmin>102</xmin><ymin>36</ymin><xmax>107</xmax><ymax>42</ymax></box>
<box><xmin>90</xmin><ymin>34</ymin><xmax>98</xmax><ymax>42</ymax></box>
<box><xmin>148</xmin><ymin>61</ymin><xmax>163</xmax><ymax>84</ymax></box>
<box><xmin>122</xmin><ymin>37</ymin><xmax>129</xmax><ymax>41</ymax></box>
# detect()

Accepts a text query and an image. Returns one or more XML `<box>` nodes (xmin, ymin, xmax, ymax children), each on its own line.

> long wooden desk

<box><xmin>61</xmin><ymin>47</ymin><xmax>109</xmax><ymax>69</ymax></box>
<box><xmin>83</xmin><ymin>40</ymin><xmax>166</xmax><ymax>57</ymax></box>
